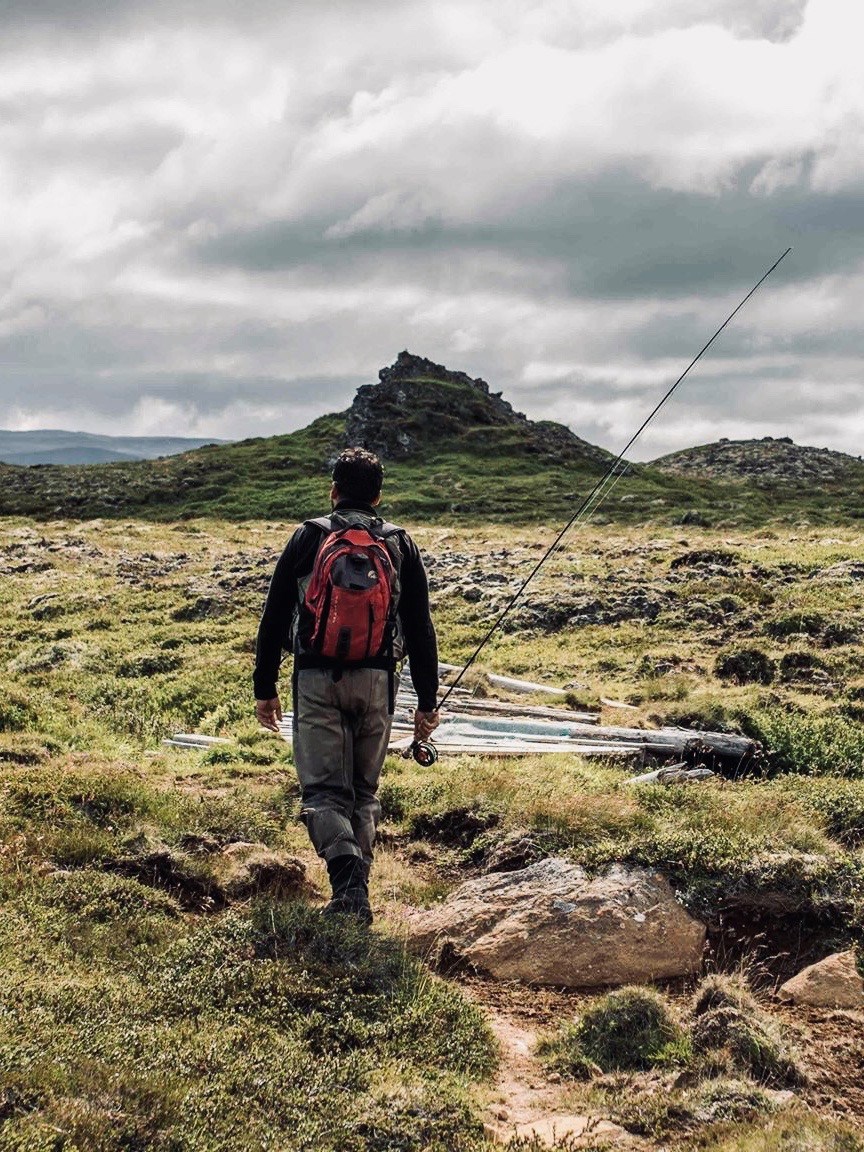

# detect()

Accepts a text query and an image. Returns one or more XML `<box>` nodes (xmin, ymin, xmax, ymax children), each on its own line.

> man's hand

<box><xmin>256</xmin><ymin>696</ymin><xmax>283</xmax><ymax>732</ymax></box>
<box><xmin>413</xmin><ymin>709</ymin><xmax>439</xmax><ymax>742</ymax></box>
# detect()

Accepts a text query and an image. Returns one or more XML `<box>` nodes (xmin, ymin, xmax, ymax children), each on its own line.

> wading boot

<box><xmin>323</xmin><ymin>855</ymin><xmax>372</xmax><ymax>926</ymax></box>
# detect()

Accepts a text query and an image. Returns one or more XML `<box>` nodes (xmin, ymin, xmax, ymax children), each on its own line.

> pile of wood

<box><xmin>163</xmin><ymin>664</ymin><xmax>755</xmax><ymax>772</ymax></box>
<box><xmin>267</xmin><ymin>664</ymin><xmax>758</xmax><ymax>772</ymax></box>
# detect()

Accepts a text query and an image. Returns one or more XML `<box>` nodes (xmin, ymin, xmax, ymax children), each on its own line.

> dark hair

<box><xmin>332</xmin><ymin>447</ymin><xmax>384</xmax><ymax>503</ymax></box>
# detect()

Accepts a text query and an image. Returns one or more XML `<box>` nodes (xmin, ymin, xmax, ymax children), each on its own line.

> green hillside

<box><xmin>1</xmin><ymin>355</ymin><xmax>861</xmax><ymax>526</ymax></box>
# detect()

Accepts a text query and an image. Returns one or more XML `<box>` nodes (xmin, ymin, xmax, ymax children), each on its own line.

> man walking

<box><xmin>254</xmin><ymin>447</ymin><xmax>439</xmax><ymax>924</ymax></box>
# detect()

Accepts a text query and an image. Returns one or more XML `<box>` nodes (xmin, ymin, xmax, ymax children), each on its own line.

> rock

<box><xmin>778</xmin><ymin>950</ymin><xmax>864</xmax><ymax>1009</ymax></box>
<box><xmin>406</xmin><ymin>858</ymin><xmax>705</xmax><ymax>987</ymax></box>
<box><xmin>481</xmin><ymin>829</ymin><xmax>547</xmax><ymax>874</ymax></box>
<box><xmin>510</xmin><ymin>1115</ymin><xmax>626</xmax><ymax>1144</ymax></box>
<box><xmin>344</xmin><ymin>351</ymin><xmax>611</xmax><ymax>464</ymax></box>
<box><xmin>652</xmin><ymin>438</ymin><xmax>863</xmax><ymax>488</ymax></box>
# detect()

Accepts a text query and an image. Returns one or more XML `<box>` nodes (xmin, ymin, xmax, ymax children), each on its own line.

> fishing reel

<box><xmin>402</xmin><ymin>740</ymin><xmax>439</xmax><ymax>767</ymax></box>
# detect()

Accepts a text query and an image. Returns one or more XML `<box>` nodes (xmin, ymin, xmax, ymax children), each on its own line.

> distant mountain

<box><xmin>651</xmin><ymin>436</ymin><xmax>864</xmax><ymax>487</ymax></box>
<box><xmin>0</xmin><ymin>429</ymin><xmax>228</xmax><ymax>466</ymax></box>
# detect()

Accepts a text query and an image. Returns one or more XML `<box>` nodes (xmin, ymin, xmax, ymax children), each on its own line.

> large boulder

<box><xmin>778</xmin><ymin>950</ymin><xmax>864</xmax><ymax>1009</ymax></box>
<box><xmin>406</xmin><ymin>858</ymin><xmax>705</xmax><ymax>987</ymax></box>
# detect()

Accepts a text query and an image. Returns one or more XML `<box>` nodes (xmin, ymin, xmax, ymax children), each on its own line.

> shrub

<box><xmin>43</xmin><ymin>871</ymin><xmax>181</xmax><ymax>921</ymax></box>
<box><xmin>779</xmin><ymin>651</ymin><xmax>828</xmax><ymax>680</ymax></box>
<box><xmin>715</xmin><ymin>649</ymin><xmax>776</xmax><ymax>685</ymax></box>
<box><xmin>790</xmin><ymin>778</ymin><xmax>864</xmax><ymax>846</ymax></box>
<box><xmin>117</xmin><ymin>652</ymin><xmax>183</xmax><ymax>677</ymax></box>
<box><xmin>764</xmin><ymin>612</ymin><xmax>825</xmax><ymax>639</ymax></box>
<box><xmin>0</xmin><ymin>734</ymin><xmax>58</xmax><ymax>764</ymax></box>
<box><xmin>539</xmin><ymin>987</ymin><xmax>687</xmax><ymax>1075</ymax></box>
<box><xmin>821</xmin><ymin>621</ymin><xmax>860</xmax><ymax>647</ymax></box>
<box><xmin>690</xmin><ymin>975</ymin><xmax>803</xmax><ymax>1087</ymax></box>
<box><xmin>744</xmin><ymin>711</ymin><xmax>864</xmax><ymax>777</ymax></box>
<box><xmin>692</xmin><ymin>974</ymin><xmax>759</xmax><ymax>1018</ymax></box>
<box><xmin>0</xmin><ymin>687</ymin><xmax>33</xmax><ymax>732</ymax></box>
<box><xmin>690</xmin><ymin>1078</ymin><xmax>775</xmax><ymax>1124</ymax></box>
<box><xmin>690</xmin><ymin>1005</ymin><xmax>803</xmax><ymax>1086</ymax></box>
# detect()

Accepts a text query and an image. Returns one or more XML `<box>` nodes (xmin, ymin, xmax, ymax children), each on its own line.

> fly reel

<box><xmin>402</xmin><ymin>740</ymin><xmax>439</xmax><ymax>767</ymax></box>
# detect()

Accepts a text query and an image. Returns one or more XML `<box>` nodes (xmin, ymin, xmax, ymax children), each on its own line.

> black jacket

<box><xmin>253</xmin><ymin>501</ymin><xmax>439</xmax><ymax>710</ymax></box>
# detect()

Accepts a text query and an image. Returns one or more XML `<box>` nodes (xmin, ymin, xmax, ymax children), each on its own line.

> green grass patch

<box><xmin>744</xmin><ymin>710</ymin><xmax>864</xmax><ymax>777</ymax></box>
<box><xmin>539</xmin><ymin>986</ymin><xmax>689</xmax><ymax>1075</ymax></box>
<box><xmin>0</xmin><ymin>898</ymin><xmax>496</xmax><ymax>1151</ymax></box>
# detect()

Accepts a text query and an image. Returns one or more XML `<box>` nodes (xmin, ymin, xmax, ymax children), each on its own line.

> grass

<box><xmin>689</xmin><ymin>976</ymin><xmax>803</xmax><ymax>1087</ymax></box>
<box><xmin>537</xmin><ymin>976</ymin><xmax>800</xmax><ymax>1087</ymax></box>
<box><xmin>693</xmin><ymin>1114</ymin><xmax>864</xmax><ymax>1152</ymax></box>
<box><xmin>538</xmin><ymin>986</ymin><xmax>689</xmax><ymax>1074</ymax></box>
<box><xmin>0</xmin><ymin>514</ymin><xmax>862</xmax><ymax>1147</ymax></box>
<box><xmin>0</xmin><ymin>883</ymin><xmax>497</xmax><ymax>1150</ymax></box>
<box><xmin>537</xmin><ymin>975</ymin><xmax>807</xmax><ymax>1144</ymax></box>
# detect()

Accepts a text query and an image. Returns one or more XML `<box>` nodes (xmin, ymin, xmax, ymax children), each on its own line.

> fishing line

<box><xmin>436</xmin><ymin>246</ymin><xmax>792</xmax><ymax>711</ymax></box>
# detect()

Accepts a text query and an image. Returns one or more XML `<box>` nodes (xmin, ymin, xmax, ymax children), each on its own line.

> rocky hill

<box><xmin>652</xmin><ymin>436</ymin><xmax>864</xmax><ymax>487</ymax></box>
<box><xmin>345</xmin><ymin>351</ymin><xmax>612</xmax><ymax>464</ymax></box>
<box><xmin>0</xmin><ymin>356</ymin><xmax>860</xmax><ymax>525</ymax></box>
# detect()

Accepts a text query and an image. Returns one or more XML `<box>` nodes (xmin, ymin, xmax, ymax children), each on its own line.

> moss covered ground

<box><xmin>0</xmin><ymin>515</ymin><xmax>862</xmax><ymax>1150</ymax></box>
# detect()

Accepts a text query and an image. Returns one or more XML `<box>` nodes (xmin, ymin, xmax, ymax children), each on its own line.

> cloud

<box><xmin>0</xmin><ymin>0</ymin><xmax>862</xmax><ymax>465</ymax></box>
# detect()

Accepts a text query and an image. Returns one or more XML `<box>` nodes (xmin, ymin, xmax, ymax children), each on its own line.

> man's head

<box><xmin>331</xmin><ymin>447</ymin><xmax>384</xmax><ymax>506</ymax></box>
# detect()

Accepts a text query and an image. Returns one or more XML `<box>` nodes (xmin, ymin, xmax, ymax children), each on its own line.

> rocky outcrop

<box><xmin>778</xmin><ymin>950</ymin><xmax>864</xmax><ymax>1009</ymax></box>
<box><xmin>406</xmin><ymin>858</ymin><xmax>706</xmax><ymax>987</ymax></box>
<box><xmin>652</xmin><ymin>437</ymin><xmax>864</xmax><ymax>487</ymax></box>
<box><xmin>344</xmin><ymin>351</ymin><xmax>611</xmax><ymax>463</ymax></box>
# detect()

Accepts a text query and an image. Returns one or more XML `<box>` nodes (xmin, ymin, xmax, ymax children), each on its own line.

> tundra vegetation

<box><xmin>1</xmin><ymin>513</ymin><xmax>863</xmax><ymax>1151</ymax></box>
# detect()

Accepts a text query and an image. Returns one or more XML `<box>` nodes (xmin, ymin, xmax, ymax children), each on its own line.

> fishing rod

<box><xmin>403</xmin><ymin>247</ymin><xmax>792</xmax><ymax>764</ymax></box>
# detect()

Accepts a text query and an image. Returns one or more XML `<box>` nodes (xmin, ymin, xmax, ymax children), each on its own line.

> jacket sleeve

<box><xmin>398</xmin><ymin>534</ymin><xmax>439</xmax><ymax>712</ymax></box>
<box><xmin>253</xmin><ymin>529</ymin><xmax>304</xmax><ymax>700</ymax></box>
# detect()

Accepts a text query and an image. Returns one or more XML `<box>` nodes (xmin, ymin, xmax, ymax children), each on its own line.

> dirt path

<box><xmin>464</xmin><ymin>974</ymin><xmax>864</xmax><ymax>1147</ymax></box>
<box><xmin>459</xmin><ymin>979</ymin><xmax>635</xmax><ymax>1147</ymax></box>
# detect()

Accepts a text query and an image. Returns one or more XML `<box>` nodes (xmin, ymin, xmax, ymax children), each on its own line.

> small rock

<box><xmin>513</xmin><ymin>1115</ymin><xmax>626</xmax><ymax>1144</ymax></box>
<box><xmin>778</xmin><ymin>950</ymin><xmax>864</xmax><ymax>1009</ymax></box>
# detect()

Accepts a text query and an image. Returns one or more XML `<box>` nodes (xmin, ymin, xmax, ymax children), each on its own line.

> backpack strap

<box><xmin>304</xmin><ymin>513</ymin><xmax>403</xmax><ymax>542</ymax></box>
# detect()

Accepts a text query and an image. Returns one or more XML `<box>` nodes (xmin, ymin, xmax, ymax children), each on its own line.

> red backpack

<box><xmin>298</xmin><ymin>514</ymin><xmax>402</xmax><ymax>664</ymax></box>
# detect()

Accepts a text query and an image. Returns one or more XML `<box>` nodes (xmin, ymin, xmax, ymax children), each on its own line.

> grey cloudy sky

<box><xmin>1</xmin><ymin>0</ymin><xmax>862</xmax><ymax>459</ymax></box>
